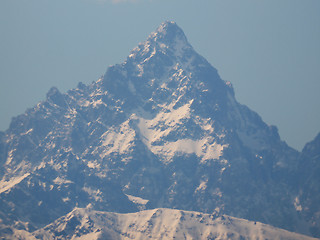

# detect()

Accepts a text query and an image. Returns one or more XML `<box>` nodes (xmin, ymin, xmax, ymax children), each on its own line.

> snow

<box><xmin>99</xmin><ymin>119</ymin><xmax>136</xmax><ymax>158</ymax></box>
<box><xmin>2</xmin><ymin>21</ymin><xmax>318</xmax><ymax>240</ymax></box>
<box><xmin>150</xmin><ymin>138</ymin><xmax>226</xmax><ymax>163</ymax></box>
<box><xmin>294</xmin><ymin>196</ymin><xmax>303</xmax><ymax>212</ymax></box>
<box><xmin>34</xmin><ymin>161</ymin><xmax>46</xmax><ymax>171</ymax></box>
<box><xmin>142</xmin><ymin>42</ymin><xmax>151</xmax><ymax>55</ymax></box>
<box><xmin>136</xmin><ymin>101</ymin><xmax>227</xmax><ymax>163</ymax></box>
<box><xmin>53</xmin><ymin>177</ymin><xmax>73</xmax><ymax>185</ymax></box>
<box><xmin>0</xmin><ymin>173</ymin><xmax>30</xmax><ymax>194</ymax></box>
<box><xmin>72</xmin><ymin>232</ymin><xmax>101</xmax><ymax>240</ymax></box>
<box><xmin>93</xmin><ymin>97</ymin><xmax>227</xmax><ymax>164</ymax></box>
<box><xmin>62</xmin><ymin>197</ymin><xmax>70</xmax><ymax>202</ymax></box>
<box><xmin>21</xmin><ymin>128</ymin><xmax>33</xmax><ymax>136</ymax></box>
<box><xmin>5</xmin><ymin>149</ymin><xmax>14</xmax><ymax>165</ymax></box>
<box><xmin>143</xmin><ymin>45</ymin><xmax>156</xmax><ymax>63</ymax></box>
<box><xmin>138</xmin><ymin>100</ymin><xmax>193</xmax><ymax>140</ymax></box>
<box><xmin>87</xmin><ymin>161</ymin><xmax>101</xmax><ymax>170</ymax></box>
<box><xmin>12</xmin><ymin>229</ymin><xmax>37</xmax><ymax>240</ymax></box>
<box><xmin>33</xmin><ymin>208</ymin><xmax>318</xmax><ymax>240</ymax></box>
<box><xmin>159</xmin><ymin>43</ymin><xmax>167</xmax><ymax>49</ymax></box>
<box><xmin>79</xmin><ymin>98</ymin><xmax>106</xmax><ymax>108</ymax></box>
<box><xmin>82</xmin><ymin>187</ymin><xmax>103</xmax><ymax>202</ymax></box>
<box><xmin>195</xmin><ymin>179</ymin><xmax>208</xmax><ymax>193</ymax></box>
<box><xmin>126</xmin><ymin>194</ymin><xmax>149</xmax><ymax>205</ymax></box>
<box><xmin>137</xmin><ymin>64</ymin><xmax>144</xmax><ymax>77</ymax></box>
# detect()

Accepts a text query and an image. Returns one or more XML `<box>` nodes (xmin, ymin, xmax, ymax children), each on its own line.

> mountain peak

<box><xmin>148</xmin><ymin>21</ymin><xmax>188</xmax><ymax>47</ymax></box>
<box><xmin>154</xmin><ymin>21</ymin><xmax>183</xmax><ymax>36</ymax></box>
<box><xmin>105</xmin><ymin>21</ymin><xmax>231</xmax><ymax>106</ymax></box>
<box><xmin>126</xmin><ymin>21</ymin><xmax>202</xmax><ymax>73</ymax></box>
<box><xmin>2</xmin><ymin>19</ymin><xmax>320</xmax><ymax>239</ymax></box>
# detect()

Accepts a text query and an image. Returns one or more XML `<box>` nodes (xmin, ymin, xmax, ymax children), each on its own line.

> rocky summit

<box><xmin>0</xmin><ymin>21</ymin><xmax>319</xmax><ymax>239</ymax></box>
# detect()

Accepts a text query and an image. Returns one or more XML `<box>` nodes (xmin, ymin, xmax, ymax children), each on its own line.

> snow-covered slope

<box><xmin>0</xmin><ymin>21</ymin><xmax>319</xmax><ymax>238</ymax></box>
<box><xmin>31</xmin><ymin>208</ymin><xmax>317</xmax><ymax>240</ymax></box>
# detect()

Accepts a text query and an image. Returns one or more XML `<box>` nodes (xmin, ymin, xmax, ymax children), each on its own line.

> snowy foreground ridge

<box><xmin>11</xmin><ymin>208</ymin><xmax>316</xmax><ymax>240</ymax></box>
<box><xmin>0</xmin><ymin>21</ymin><xmax>320</xmax><ymax>239</ymax></box>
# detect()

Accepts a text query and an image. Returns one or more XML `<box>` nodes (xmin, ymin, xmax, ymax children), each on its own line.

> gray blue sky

<box><xmin>0</xmin><ymin>0</ymin><xmax>319</xmax><ymax>151</ymax></box>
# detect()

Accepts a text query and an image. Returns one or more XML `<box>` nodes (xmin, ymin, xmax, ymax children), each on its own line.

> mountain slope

<box><xmin>297</xmin><ymin>133</ymin><xmax>320</xmax><ymax>236</ymax></box>
<box><xmin>30</xmin><ymin>208</ymin><xmax>318</xmax><ymax>240</ymax></box>
<box><xmin>0</xmin><ymin>21</ymin><xmax>317</xmax><ymax>237</ymax></box>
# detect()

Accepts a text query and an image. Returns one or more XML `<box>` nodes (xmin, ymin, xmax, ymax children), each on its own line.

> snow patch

<box><xmin>53</xmin><ymin>177</ymin><xmax>73</xmax><ymax>185</ymax></box>
<box><xmin>126</xmin><ymin>194</ymin><xmax>149</xmax><ymax>205</ymax></box>
<box><xmin>195</xmin><ymin>179</ymin><xmax>208</xmax><ymax>193</ymax></box>
<box><xmin>294</xmin><ymin>197</ymin><xmax>302</xmax><ymax>212</ymax></box>
<box><xmin>150</xmin><ymin>138</ymin><xmax>226</xmax><ymax>163</ymax></box>
<box><xmin>62</xmin><ymin>197</ymin><xmax>70</xmax><ymax>202</ymax></box>
<box><xmin>21</xmin><ymin>128</ymin><xmax>33</xmax><ymax>136</ymax></box>
<box><xmin>0</xmin><ymin>173</ymin><xmax>30</xmax><ymax>194</ymax></box>
<box><xmin>79</xmin><ymin>98</ymin><xmax>106</xmax><ymax>108</ymax></box>
<box><xmin>137</xmin><ymin>64</ymin><xmax>144</xmax><ymax>77</ymax></box>
<box><xmin>82</xmin><ymin>187</ymin><xmax>102</xmax><ymax>202</ymax></box>
<box><xmin>87</xmin><ymin>161</ymin><xmax>101</xmax><ymax>170</ymax></box>
<box><xmin>136</xmin><ymin>101</ymin><xmax>227</xmax><ymax>163</ymax></box>
<box><xmin>6</xmin><ymin>149</ymin><xmax>14</xmax><ymax>165</ymax></box>
<box><xmin>99</xmin><ymin>119</ymin><xmax>136</xmax><ymax>158</ymax></box>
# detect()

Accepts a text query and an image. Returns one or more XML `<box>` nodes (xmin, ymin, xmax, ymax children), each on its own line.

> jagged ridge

<box><xmin>0</xmin><ymin>21</ymin><xmax>319</xmax><ymax>238</ymax></box>
<box><xmin>13</xmin><ymin>208</ymin><xmax>318</xmax><ymax>240</ymax></box>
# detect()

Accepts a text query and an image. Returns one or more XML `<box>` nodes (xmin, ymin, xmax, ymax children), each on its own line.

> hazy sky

<box><xmin>0</xmin><ymin>0</ymin><xmax>319</xmax><ymax>151</ymax></box>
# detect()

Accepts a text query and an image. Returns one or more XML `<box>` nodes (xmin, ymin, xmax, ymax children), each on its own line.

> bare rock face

<box><xmin>297</xmin><ymin>133</ymin><xmax>320</xmax><ymax>237</ymax></box>
<box><xmin>0</xmin><ymin>21</ymin><xmax>319</xmax><ymax>238</ymax></box>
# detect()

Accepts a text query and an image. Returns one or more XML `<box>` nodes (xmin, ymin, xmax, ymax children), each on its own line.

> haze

<box><xmin>0</xmin><ymin>0</ymin><xmax>319</xmax><ymax>151</ymax></box>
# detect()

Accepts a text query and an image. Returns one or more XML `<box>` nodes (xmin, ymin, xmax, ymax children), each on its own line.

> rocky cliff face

<box><xmin>297</xmin><ymin>133</ymin><xmax>320</xmax><ymax>237</ymax></box>
<box><xmin>0</xmin><ymin>21</ymin><xmax>318</xmax><ymax>238</ymax></box>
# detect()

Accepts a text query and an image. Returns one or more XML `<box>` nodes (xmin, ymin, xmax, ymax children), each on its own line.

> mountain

<box><xmin>0</xmin><ymin>21</ymin><xmax>319</xmax><ymax>238</ymax></box>
<box><xmin>8</xmin><ymin>208</ymin><xmax>314</xmax><ymax>240</ymax></box>
<box><xmin>297</xmin><ymin>133</ymin><xmax>320</xmax><ymax>237</ymax></box>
